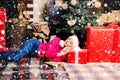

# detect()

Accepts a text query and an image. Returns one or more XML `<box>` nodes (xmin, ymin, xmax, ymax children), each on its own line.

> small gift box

<box><xmin>67</xmin><ymin>49</ymin><xmax>87</xmax><ymax>64</ymax></box>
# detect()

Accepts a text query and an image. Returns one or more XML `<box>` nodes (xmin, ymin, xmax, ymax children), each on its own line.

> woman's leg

<box><xmin>12</xmin><ymin>39</ymin><xmax>40</xmax><ymax>61</ymax></box>
<box><xmin>0</xmin><ymin>39</ymin><xmax>40</xmax><ymax>62</ymax></box>
<box><xmin>0</xmin><ymin>51</ymin><xmax>17</xmax><ymax>61</ymax></box>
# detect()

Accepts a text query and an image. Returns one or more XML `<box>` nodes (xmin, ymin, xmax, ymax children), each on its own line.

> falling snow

<box><xmin>0</xmin><ymin>0</ymin><xmax>120</xmax><ymax>79</ymax></box>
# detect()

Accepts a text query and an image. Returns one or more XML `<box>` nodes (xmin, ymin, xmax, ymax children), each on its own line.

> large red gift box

<box><xmin>86</xmin><ymin>22</ymin><xmax>120</xmax><ymax>62</ymax></box>
<box><xmin>67</xmin><ymin>49</ymin><xmax>87</xmax><ymax>64</ymax></box>
<box><xmin>0</xmin><ymin>8</ymin><xmax>7</xmax><ymax>51</ymax></box>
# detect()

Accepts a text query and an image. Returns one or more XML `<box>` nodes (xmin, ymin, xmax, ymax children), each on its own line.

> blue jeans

<box><xmin>0</xmin><ymin>39</ymin><xmax>40</xmax><ymax>62</ymax></box>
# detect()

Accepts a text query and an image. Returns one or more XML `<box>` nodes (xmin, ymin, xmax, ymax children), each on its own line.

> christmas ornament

<box><xmin>55</xmin><ymin>0</ymin><xmax>63</xmax><ymax>7</ymax></box>
<box><xmin>81</xmin><ymin>16</ymin><xmax>84</xmax><ymax>20</ymax></box>
<box><xmin>62</xmin><ymin>2</ymin><xmax>68</xmax><ymax>10</ymax></box>
<box><xmin>86</xmin><ymin>1</ymin><xmax>94</xmax><ymax>8</ymax></box>
<box><xmin>70</xmin><ymin>0</ymin><xmax>77</xmax><ymax>6</ymax></box>
<box><xmin>94</xmin><ymin>1</ymin><xmax>101</xmax><ymax>8</ymax></box>
<box><xmin>67</xmin><ymin>19</ymin><xmax>77</xmax><ymax>26</ymax></box>
<box><xmin>92</xmin><ymin>0</ymin><xmax>97</xmax><ymax>2</ymax></box>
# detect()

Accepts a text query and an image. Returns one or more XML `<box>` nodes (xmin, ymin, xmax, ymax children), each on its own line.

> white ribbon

<box><xmin>75</xmin><ymin>50</ymin><xmax>79</xmax><ymax>64</ymax></box>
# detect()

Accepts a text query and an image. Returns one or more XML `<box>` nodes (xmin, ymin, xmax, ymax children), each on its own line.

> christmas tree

<box><xmin>56</xmin><ymin>0</ymin><xmax>101</xmax><ymax>34</ymax></box>
<box><xmin>45</xmin><ymin>0</ymin><xmax>101</xmax><ymax>47</ymax></box>
<box><xmin>45</xmin><ymin>0</ymin><xmax>101</xmax><ymax>35</ymax></box>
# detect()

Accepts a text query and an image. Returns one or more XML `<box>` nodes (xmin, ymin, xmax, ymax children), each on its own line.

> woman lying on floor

<box><xmin>0</xmin><ymin>24</ymin><xmax>80</xmax><ymax>63</ymax></box>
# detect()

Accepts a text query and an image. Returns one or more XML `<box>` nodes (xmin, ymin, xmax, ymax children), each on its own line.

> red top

<box><xmin>37</xmin><ymin>37</ymin><xmax>66</xmax><ymax>62</ymax></box>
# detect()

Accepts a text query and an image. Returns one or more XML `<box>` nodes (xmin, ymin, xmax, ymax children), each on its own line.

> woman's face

<box><xmin>64</xmin><ymin>38</ymin><xmax>73</xmax><ymax>47</ymax></box>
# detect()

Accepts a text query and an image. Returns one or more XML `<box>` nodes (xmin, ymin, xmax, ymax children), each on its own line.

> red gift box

<box><xmin>86</xmin><ymin>22</ymin><xmax>120</xmax><ymax>63</ymax></box>
<box><xmin>0</xmin><ymin>8</ymin><xmax>7</xmax><ymax>52</ymax></box>
<box><xmin>67</xmin><ymin>49</ymin><xmax>87</xmax><ymax>64</ymax></box>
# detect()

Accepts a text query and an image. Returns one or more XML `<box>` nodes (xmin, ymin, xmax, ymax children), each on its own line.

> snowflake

<box><xmin>104</xmin><ymin>3</ymin><xmax>108</xmax><ymax>7</ymax></box>
<box><xmin>1</xmin><ymin>30</ymin><xmax>5</xmax><ymax>34</ymax></box>
<box><xmin>90</xmin><ymin>42</ymin><xmax>94</xmax><ymax>45</ymax></box>
<box><xmin>112</xmin><ymin>51</ymin><xmax>115</xmax><ymax>54</ymax></box>
<box><xmin>107</xmin><ymin>51</ymin><xmax>110</xmax><ymax>54</ymax></box>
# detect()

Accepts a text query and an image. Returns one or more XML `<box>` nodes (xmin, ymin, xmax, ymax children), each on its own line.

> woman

<box><xmin>37</xmin><ymin>34</ymin><xmax>80</xmax><ymax>62</ymax></box>
<box><xmin>0</xmin><ymin>34</ymin><xmax>80</xmax><ymax>62</ymax></box>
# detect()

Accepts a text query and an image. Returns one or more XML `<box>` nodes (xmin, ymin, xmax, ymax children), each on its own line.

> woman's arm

<box><xmin>57</xmin><ymin>47</ymin><xmax>73</xmax><ymax>57</ymax></box>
